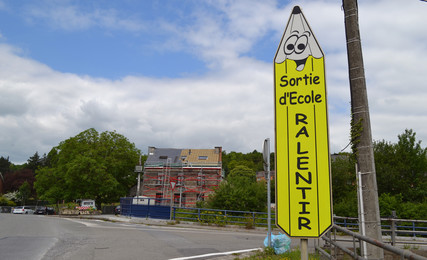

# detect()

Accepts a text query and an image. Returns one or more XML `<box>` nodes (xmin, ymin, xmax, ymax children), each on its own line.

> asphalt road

<box><xmin>0</xmin><ymin>214</ymin><xmax>271</xmax><ymax>260</ymax></box>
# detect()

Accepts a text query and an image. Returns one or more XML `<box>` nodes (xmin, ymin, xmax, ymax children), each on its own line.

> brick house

<box><xmin>141</xmin><ymin>146</ymin><xmax>223</xmax><ymax>207</ymax></box>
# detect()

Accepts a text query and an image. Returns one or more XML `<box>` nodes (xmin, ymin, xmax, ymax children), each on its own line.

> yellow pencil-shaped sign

<box><xmin>274</xmin><ymin>6</ymin><xmax>332</xmax><ymax>238</ymax></box>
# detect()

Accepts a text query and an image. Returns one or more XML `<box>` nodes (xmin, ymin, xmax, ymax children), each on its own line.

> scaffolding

<box><xmin>161</xmin><ymin>158</ymin><xmax>171</xmax><ymax>199</ymax></box>
<box><xmin>142</xmin><ymin>162</ymin><xmax>222</xmax><ymax>207</ymax></box>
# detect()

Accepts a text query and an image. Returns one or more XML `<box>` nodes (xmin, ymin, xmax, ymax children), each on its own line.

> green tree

<box><xmin>34</xmin><ymin>128</ymin><xmax>140</xmax><ymax>205</ymax></box>
<box><xmin>34</xmin><ymin>167</ymin><xmax>63</xmax><ymax>204</ymax></box>
<box><xmin>375</xmin><ymin>129</ymin><xmax>427</xmax><ymax>202</ymax></box>
<box><xmin>373</xmin><ymin>140</ymin><xmax>398</xmax><ymax>195</ymax></box>
<box><xmin>228</xmin><ymin>165</ymin><xmax>257</xmax><ymax>183</ymax></box>
<box><xmin>18</xmin><ymin>181</ymin><xmax>31</xmax><ymax>205</ymax></box>
<box><xmin>0</xmin><ymin>156</ymin><xmax>11</xmax><ymax>175</ymax></box>
<box><xmin>222</xmin><ymin>150</ymin><xmax>265</xmax><ymax>177</ymax></box>
<box><xmin>333</xmin><ymin>189</ymin><xmax>358</xmax><ymax>217</ymax></box>
<box><xmin>329</xmin><ymin>153</ymin><xmax>358</xmax><ymax>216</ymax></box>
<box><xmin>330</xmin><ymin>154</ymin><xmax>356</xmax><ymax>203</ymax></box>
<box><xmin>208</xmin><ymin>165</ymin><xmax>267</xmax><ymax>212</ymax></box>
<box><xmin>27</xmin><ymin>152</ymin><xmax>42</xmax><ymax>171</ymax></box>
<box><xmin>378</xmin><ymin>193</ymin><xmax>427</xmax><ymax>219</ymax></box>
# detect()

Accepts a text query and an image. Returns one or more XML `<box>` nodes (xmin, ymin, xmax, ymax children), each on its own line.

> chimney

<box><xmin>148</xmin><ymin>146</ymin><xmax>155</xmax><ymax>155</ymax></box>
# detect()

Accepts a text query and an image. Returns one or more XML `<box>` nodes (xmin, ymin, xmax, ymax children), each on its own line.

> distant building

<box><xmin>331</xmin><ymin>153</ymin><xmax>350</xmax><ymax>162</ymax></box>
<box><xmin>256</xmin><ymin>171</ymin><xmax>276</xmax><ymax>182</ymax></box>
<box><xmin>140</xmin><ymin>147</ymin><xmax>223</xmax><ymax>207</ymax></box>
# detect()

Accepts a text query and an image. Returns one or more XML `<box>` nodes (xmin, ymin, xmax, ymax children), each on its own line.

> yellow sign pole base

<box><xmin>300</xmin><ymin>239</ymin><xmax>308</xmax><ymax>260</ymax></box>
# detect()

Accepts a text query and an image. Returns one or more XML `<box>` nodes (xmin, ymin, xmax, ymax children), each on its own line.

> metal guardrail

<box><xmin>173</xmin><ymin>207</ymin><xmax>427</xmax><ymax>237</ymax></box>
<box><xmin>173</xmin><ymin>207</ymin><xmax>274</xmax><ymax>227</ymax></box>
<box><xmin>317</xmin><ymin>224</ymin><xmax>427</xmax><ymax>260</ymax></box>
<box><xmin>334</xmin><ymin>215</ymin><xmax>427</xmax><ymax>245</ymax></box>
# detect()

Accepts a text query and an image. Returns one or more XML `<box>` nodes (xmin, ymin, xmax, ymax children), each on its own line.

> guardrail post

<box><xmin>352</xmin><ymin>235</ymin><xmax>356</xmax><ymax>259</ymax></box>
<box><xmin>333</xmin><ymin>226</ymin><xmax>337</xmax><ymax>258</ymax></box>
<box><xmin>146</xmin><ymin>199</ymin><xmax>150</xmax><ymax>219</ymax></box>
<box><xmin>198</xmin><ymin>208</ymin><xmax>201</xmax><ymax>222</ymax></box>
<box><xmin>252</xmin><ymin>212</ymin><xmax>255</xmax><ymax>227</ymax></box>
<box><xmin>412</xmin><ymin>221</ymin><xmax>416</xmax><ymax>238</ymax></box>
<box><xmin>391</xmin><ymin>211</ymin><xmax>396</xmax><ymax>246</ymax></box>
<box><xmin>173</xmin><ymin>207</ymin><xmax>176</xmax><ymax>220</ymax></box>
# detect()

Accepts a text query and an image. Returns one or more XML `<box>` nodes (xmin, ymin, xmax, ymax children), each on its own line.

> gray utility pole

<box><xmin>342</xmin><ymin>0</ymin><xmax>384</xmax><ymax>259</ymax></box>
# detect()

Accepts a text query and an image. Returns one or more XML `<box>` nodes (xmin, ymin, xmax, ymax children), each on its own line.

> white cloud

<box><xmin>1</xmin><ymin>0</ymin><xmax>427</xmax><ymax>164</ymax></box>
<box><xmin>0</xmin><ymin>42</ymin><xmax>274</xmax><ymax>162</ymax></box>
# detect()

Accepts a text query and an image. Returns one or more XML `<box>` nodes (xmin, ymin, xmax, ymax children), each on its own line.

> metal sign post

<box><xmin>274</xmin><ymin>5</ymin><xmax>333</xmax><ymax>245</ymax></box>
<box><xmin>263</xmin><ymin>138</ymin><xmax>272</xmax><ymax>247</ymax></box>
<box><xmin>135</xmin><ymin>157</ymin><xmax>143</xmax><ymax>197</ymax></box>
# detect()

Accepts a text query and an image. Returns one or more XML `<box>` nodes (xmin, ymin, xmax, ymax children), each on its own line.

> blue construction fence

<box><xmin>120</xmin><ymin>197</ymin><xmax>171</xmax><ymax>219</ymax></box>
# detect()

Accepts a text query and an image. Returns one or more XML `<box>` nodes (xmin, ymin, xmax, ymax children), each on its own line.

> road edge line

<box><xmin>168</xmin><ymin>248</ymin><xmax>262</xmax><ymax>260</ymax></box>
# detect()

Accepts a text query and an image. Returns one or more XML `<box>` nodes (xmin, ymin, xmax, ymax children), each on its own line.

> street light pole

<box><xmin>135</xmin><ymin>156</ymin><xmax>142</xmax><ymax>197</ymax></box>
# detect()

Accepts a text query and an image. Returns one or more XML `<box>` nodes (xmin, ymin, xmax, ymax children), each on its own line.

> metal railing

<box><xmin>317</xmin><ymin>224</ymin><xmax>427</xmax><ymax>260</ymax></box>
<box><xmin>173</xmin><ymin>207</ymin><xmax>274</xmax><ymax>227</ymax></box>
<box><xmin>172</xmin><ymin>207</ymin><xmax>427</xmax><ymax>238</ymax></box>
<box><xmin>334</xmin><ymin>215</ymin><xmax>427</xmax><ymax>244</ymax></box>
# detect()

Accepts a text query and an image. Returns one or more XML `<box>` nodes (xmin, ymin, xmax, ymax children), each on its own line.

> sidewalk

<box><xmin>65</xmin><ymin>213</ymin><xmax>275</xmax><ymax>235</ymax></box>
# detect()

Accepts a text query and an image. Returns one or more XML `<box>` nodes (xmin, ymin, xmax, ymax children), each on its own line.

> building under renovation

<box><xmin>141</xmin><ymin>146</ymin><xmax>223</xmax><ymax>207</ymax></box>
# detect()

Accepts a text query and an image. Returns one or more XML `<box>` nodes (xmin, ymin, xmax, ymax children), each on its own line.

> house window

<box><xmin>198</xmin><ymin>156</ymin><xmax>208</xmax><ymax>160</ymax></box>
<box><xmin>159</xmin><ymin>156</ymin><xmax>168</xmax><ymax>159</ymax></box>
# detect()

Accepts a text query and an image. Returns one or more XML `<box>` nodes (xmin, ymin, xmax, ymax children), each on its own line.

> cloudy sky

<box><xmin>0</xmin><ymin>0</ymin><xmax>426</xmax><ymax>164</ymax></box>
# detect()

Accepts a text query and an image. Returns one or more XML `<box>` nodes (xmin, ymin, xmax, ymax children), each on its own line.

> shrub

<box><xmin>0</xmin><ymin>195</ymin><xmax>16</xmax><ymax>206</ymax></box>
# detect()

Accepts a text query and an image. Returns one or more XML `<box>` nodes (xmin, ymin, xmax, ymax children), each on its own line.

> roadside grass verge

<box><xmin>236</xmin><ymin>247</ymin><xmax>320</xmax><ymax>260</ymax></box>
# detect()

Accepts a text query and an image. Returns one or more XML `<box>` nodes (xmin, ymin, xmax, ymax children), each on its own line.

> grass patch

<box><xmin>238</xmin><ymin>247</ymin><xmax>320</xmax><ymax>260</ymax></box>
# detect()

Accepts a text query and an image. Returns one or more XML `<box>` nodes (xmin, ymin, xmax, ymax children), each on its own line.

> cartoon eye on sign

<box><xmin>275</xmin><ymin>6</ymin><xmax>323</xmax><ymax>71</ymax></box>
<box><xmin>284</xmin><ymin>32</ymin><xmax>309</xmax><ymax>55</ymax></box>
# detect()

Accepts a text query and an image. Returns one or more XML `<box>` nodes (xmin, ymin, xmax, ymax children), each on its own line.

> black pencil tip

<box><xmin>292</xmin><ymin>6</ymin><xmax>301</xmax><ymax>14</ymax></box>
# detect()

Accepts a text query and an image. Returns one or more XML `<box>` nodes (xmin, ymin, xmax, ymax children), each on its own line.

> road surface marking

<box><xmin>168</xmin><ymin>248</ymin><xmax>262</xmax><ymax>260</ymax></box>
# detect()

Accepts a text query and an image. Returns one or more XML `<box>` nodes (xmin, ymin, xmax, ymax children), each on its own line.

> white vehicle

<box><xmin>77</xmin><ymin>199</ymin><xmax>97</xmax><ymax>210</ymax></box>
<box><xmin>12</xmin><ymin>206</ymin><xmax>35</xmax><ymax>214</ymax></box>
